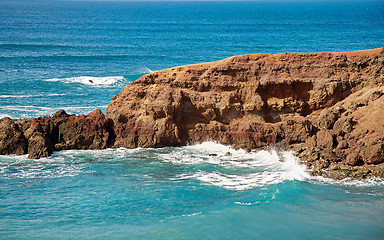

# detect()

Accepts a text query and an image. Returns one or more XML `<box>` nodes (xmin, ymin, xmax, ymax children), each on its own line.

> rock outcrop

<box><xmin>1</xmin><ymin>48</ymin><xmax>384</xmax><ymax>179</ymax></box>
<box><xmin>0</xmin><ymin>109</ymin><xmax>113</xmax><ymax>159</ymax></box>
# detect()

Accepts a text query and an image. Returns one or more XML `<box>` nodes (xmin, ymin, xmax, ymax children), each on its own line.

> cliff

<box><xmin>1</xmin><ymin>48</ymin><xmax>384</xmax><ymax>179</ymax></box>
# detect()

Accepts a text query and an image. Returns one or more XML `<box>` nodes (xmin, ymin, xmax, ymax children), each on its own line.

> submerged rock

<box><xmin>1</xmin><ymin>48</ymin><xmax>384</xmax><ymax>180</ymax></box>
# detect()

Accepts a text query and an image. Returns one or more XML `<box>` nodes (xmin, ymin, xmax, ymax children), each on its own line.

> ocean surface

<box><xmin>1</xmin><ymin>1</ymin><xmax>384</xmax><ymax>239</ymax></box>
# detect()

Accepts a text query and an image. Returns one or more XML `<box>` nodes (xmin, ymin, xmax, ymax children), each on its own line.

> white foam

<box><xmin>167</xmin><ymin>142</ymin><xmax>310</xmax><ymax>190</ymax></box>
<box><xmin>45</xmin><ymin>76</ymin><xmax>125</xmax><ymax>86</ymax></box>
<box><xmin>137</xmin><ymin>67</ymin><xmax>154</xmax><ymax>74</ymax></box>
<box><xmin>0</xmin><ymin>113</ymin><xmax>12</xmax><ymax>119</ymax></box>
<box><xmin>235</xmin><ymin>201</ymin><xmax>261</xmax><ymax>206</ymax></box>
<box><xmin>0</xmin><ymin>154</ymin><xmax>91</xmax><ymax>179</ymax></box>
<box><xmin>1</xmin><ymin>142</ymin><xmax>381</xmax><ymax>189</ymax></box>
<box><xmin>311</xmin><ymin>175</ymin><xmax>384</xmax><ymax>187</ymax></box>
<box><xmin>0</xmin><ymin>105</ymin><xmax>107</xmax><ymax>118</ymax></box>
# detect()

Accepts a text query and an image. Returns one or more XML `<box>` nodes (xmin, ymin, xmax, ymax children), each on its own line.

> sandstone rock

<box><xmin>0</xmin><ymin>117</ymin><xmax>27</xmax><ymax>155</ymax></box>
<box><xmin>315</xmin><ymin>130</ymin><xmax>335</xmax><ymax>149</ymax></box>
<box><xmin>0</xmin><ymin>109</ymin><xmax>113</xmax><ymax>159</ymax></box>
<box><xmin>318</xmin><ymin>108</ymin><xmax>339</xmax><ymax>129</ymax></box>
<box><xmin>344</xmin><ymin>152</ymin><xmax>363</xmax><ymax>166</ymax></box>
<box><xmin>333</xmin><ymin>116</ymin><xmax>353</xmax><ymax>135</ymax></box>
<box><xmin>27</xmin><ymin>133</ymin><xmax>53</xmax><ymax>159</ymax></box>
<box><xmin>23</xmin><ymin>119</ymin><xmax>54</xmax><ymax>159</ymax></box>
<box><xmin>369</xmin><ymin>90</ymin><xmax>383</xmax><ymax>101</ymax></box>
<box><xmin>55</xmin><ymin>109</ymin><xmax>111</xmax><ymax>150</ymax></box>
<box><xmin>362</xmin><ymin>142</ymin><xmax>384</xmax><ymax>164</ymax></box>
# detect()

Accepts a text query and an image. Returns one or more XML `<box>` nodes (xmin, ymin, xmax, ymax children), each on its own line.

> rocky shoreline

<box><xmin>1</xmin><ymin>48</ymin><xmax>383</xmax><ymax>180</ymax></box>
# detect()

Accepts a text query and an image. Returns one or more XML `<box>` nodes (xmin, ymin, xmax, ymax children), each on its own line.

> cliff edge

<box><xmin>1</xmin><ymin>48</ymin><xmax>384</xmax><ymax>179</ymax></box>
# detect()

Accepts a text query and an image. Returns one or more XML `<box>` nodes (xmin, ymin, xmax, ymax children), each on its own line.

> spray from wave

<box><xmin>165</xmin><ymin>142</ymin><xmax>310</xmax><ymax>190</ymax></box>
<box><xmin>1</xmin><ymin>142</ymin><xmax>382</xmax><ymax>189</ymax></box>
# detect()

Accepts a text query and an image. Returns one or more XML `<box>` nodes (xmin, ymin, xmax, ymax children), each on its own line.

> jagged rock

<box><xmin>333</xmin><ymin>116</ymin><xmax>353</xmax><ymax>135</ymax></box>
<box><xmin>55</xmin><ymin>109</ymin><xmax>111</xmax><ymax>150</ymax></box>
<box><xmin>0</xmin><ymin>109</ymin><xmax>112</xmax><ymax>159</ymax></box>
<box><xmin>362</xmin><ymin>142</ymin><xmax>384</xmax><ymax>164</ymax></box>
<box><xmin>344</xmin><ymin>152</ymin><xmax>363</xmax><ymax>166</ymax></box>
<box><xmin>1</xmin><ymin>48</ymin><xmax>384</xmax><ymax>180</ymax></box>
<box><xmin>107</xmin><ymin>48</ymin><xmax>384</xmax><ymax>153</ymax></box>
<box><xmin>369</xmin><ymin>90</ymin><xmax>383</xmax><ymax>101</ymax></box>
<box><xmin>27</xmin><ymin>133</ymin><xmax>53</xmax><ymax>159</ymax></box>
<box><xmin>0</xmin><ymin>117</ymin><xmax>27</xmax><ymax>155</ymax></box>
<box><xmin>318</xmin><ymin>108</ymin><xmax>340</xmax><ymax>129</ymax></box>
<box><xmin>316</xmin><ymin>130</ymin><xmax>335</xmax><ymax>149</ymax></box>
<box><xmin>23</xmin><ymin>119</ymin><xmax>54</xmax><ymax>159</ymax></box>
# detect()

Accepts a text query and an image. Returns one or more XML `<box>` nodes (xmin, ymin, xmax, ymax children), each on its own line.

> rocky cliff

<box><xmin>1</xmin><ymin>48</ymin><xmax>384</xmax><ymax>179</ymax></box>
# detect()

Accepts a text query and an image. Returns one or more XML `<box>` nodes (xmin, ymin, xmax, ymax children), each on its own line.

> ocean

<box><xmin>1</xmin><ymin>1</ymin><xmax>384</xmax><ymax>239</ymax></box>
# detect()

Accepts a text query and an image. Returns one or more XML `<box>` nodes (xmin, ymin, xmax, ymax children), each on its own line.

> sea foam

<box><xmin>0</xmin><ymin>105</ymin><xmax>107</xmax><ymax>118</ymax></box>
<box><xmin>45</xmin><ymin>76</ymin><xmax>125</xmax><ymax>86</ymax></box>
<box><xmin>164</xmin><ymin>142</ymin><xmax>310</xmax><ymax>190</ymax></box>
<box><xmin>1</xmin><ymin>142</ymin><xmax>382</xmax><ymax>189</ymax></box>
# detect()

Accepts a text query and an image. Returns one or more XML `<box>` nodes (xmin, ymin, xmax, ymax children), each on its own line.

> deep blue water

<box><xmin>0</xmin><ymin>1</ymin><xmax>384</xmax><ymax>239</ymax></box>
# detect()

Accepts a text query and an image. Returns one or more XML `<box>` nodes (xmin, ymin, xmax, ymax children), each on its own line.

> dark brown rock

<box><xmin>0</xmin><ymin>109</ymin><xmax>112</xmax><ymax>159</ymax></box>
<box><xmin>55</xmin><ymin>109</ymin><xmax>111</xmax><ymax>150</ymax></box>
<box><xmin>0</xmin><ymin>117</ymin><xmax>27</xmax><ymax>155</ymax></box>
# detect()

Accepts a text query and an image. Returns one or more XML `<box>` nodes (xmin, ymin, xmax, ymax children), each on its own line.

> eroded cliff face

<box><xmin>1</xmin><ymin>48</ymin><xmax>384</xmax><ymax>179</ymax></box>
<box><xmin>105</xmin><ymin>48</ymin><xmax>384</xmax><ymax>178</ymax></box>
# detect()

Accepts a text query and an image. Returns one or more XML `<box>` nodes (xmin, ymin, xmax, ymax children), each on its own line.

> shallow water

<box><xmin>1</xmin><ymin>1</ymin><xmax>384</xmax><ymax>239</ymax></box>
<box><xmin>1</xmin><ymin>142</ymin><xmax>384</xmax><ymax>239</ymax></box>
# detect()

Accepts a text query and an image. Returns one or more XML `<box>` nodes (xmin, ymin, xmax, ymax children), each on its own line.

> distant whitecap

<box><xmin>45</xmin><ymin>76</ymin><xmax>126</xmax><ymax>86</ymax></box>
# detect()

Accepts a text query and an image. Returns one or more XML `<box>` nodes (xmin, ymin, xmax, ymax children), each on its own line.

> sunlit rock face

<box><xmin>2</xmin><ymin>48</ymin><xmax>384</xmax><ymax>179</ymax></box>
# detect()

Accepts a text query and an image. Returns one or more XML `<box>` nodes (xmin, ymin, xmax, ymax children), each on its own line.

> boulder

<box><xmin>0</xmin><ymin>117</ymin><xmax>27</xmax><ymax>155</ymax></box>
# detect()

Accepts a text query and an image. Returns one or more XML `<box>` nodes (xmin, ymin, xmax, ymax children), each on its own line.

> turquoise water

<box><xmin>1</xmin><ymin>143</ymin><xmax>384</xmax><ymax>239</ymax></box>
<box><xmin>1</xmin><ymin>1</ymin><xmax>384</xmax><ymax>239</ymax></box>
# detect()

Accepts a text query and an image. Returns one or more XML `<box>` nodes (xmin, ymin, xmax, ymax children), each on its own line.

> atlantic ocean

<box><xmin>0</xmin><ymin>1</ymin><xmax>384</xmax><ymax>239</ymax></box>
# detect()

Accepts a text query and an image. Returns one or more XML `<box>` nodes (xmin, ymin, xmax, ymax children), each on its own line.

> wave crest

<box><xmin>45</xmin><ymin>76</ymin><xmax>125</xmax><ymax>86</ymax></box>
<box><xmin>166</xmin><ymin>142</ymin><xmax>310</xmax><ymax>190</ymax></box>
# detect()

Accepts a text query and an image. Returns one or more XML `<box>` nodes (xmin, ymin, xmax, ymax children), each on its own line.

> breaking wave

<box><xmin>165</xmin><ymin>142</ymin><xmax>310</xmax><ymax>190</ymax></box>
<box><xmin>1</xmin><ymin>142</ymin><xmax>382</xmax><ymax>190</ymax></box>
<box><xmin>45</xmin><ymin>76</ymin><xmax>126</xmax><ymax>86</ymax></box>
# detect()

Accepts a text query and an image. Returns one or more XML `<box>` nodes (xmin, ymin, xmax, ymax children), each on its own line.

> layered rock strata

<box><xmin>1</xmin><ymin>48</ymin><xmax>384</xmax><ymax>179</ymax></box>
